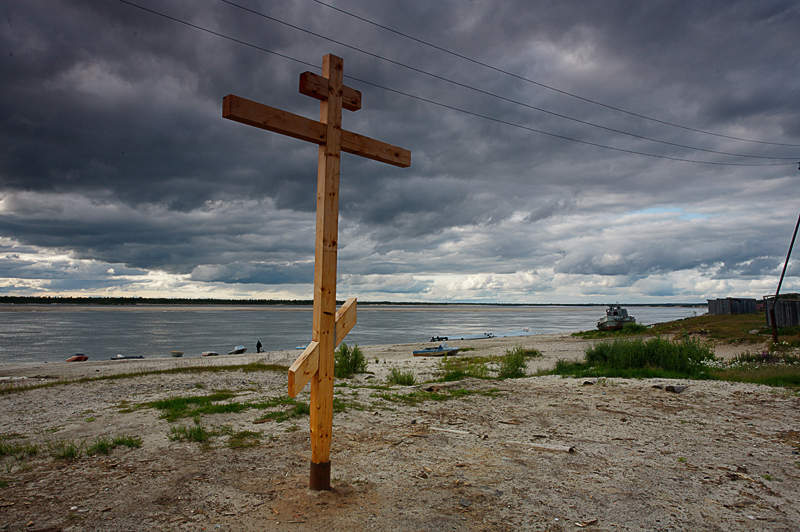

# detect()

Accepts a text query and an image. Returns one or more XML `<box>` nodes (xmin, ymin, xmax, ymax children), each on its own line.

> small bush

<box><xmin>387</xmin><ymin>368</ymin><xmax>416</xmax><ymax>386</ymax></box>
<box><xmin>113</xmin><ymin>435</ymin><xmax>143</xmax><ymax>448</ymax></box>
<box><xmin>169</xmin><ymin>424</ymin><xmax>211</xmax><ymax>443</ymax></box>
<box><xmin>87</xmin><ymin>437</ymin><xmax>114</xmax><ymax>456</ymax></box>
<box><xmin>334</xmin><ymin>343</ymin><xmax>367</xmax><ymax>378</ymax></box>
<box><xmin>498</xmin><ymin>348</ymin><xmax>527</xmax><ymax>379</ymax></box>
<box><xmin>0</xmin><ymin>440</ymin><xmax>38</xmax><ymax>459</ymax></box>
<box><xmin>50</xmin><ymin>440</ymin><xmax>82</xmax><ymax>460</ymax></box>
<box><xmin>585</xmin><ymin>336</ymin><xmax>714</xmax><ymax>375</ymax></box>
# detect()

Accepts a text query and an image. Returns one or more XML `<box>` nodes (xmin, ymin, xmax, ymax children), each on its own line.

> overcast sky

<box><xmin>1</xmin><ymin>0</ymin><xmax>798</xmax><ymax>303</ymax></box>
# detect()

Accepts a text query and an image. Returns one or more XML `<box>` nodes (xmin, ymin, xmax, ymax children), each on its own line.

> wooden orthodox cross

<box><xmin>222</xmin><ymin>54</ymin><xmax>410</xmax><ymax>490</ymax></box>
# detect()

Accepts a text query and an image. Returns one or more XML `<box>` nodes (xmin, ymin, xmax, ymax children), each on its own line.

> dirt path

<box><xmin>1</xmin><ymin>335</ymin><xmax>798</xmax><ymax>530</ymax></box>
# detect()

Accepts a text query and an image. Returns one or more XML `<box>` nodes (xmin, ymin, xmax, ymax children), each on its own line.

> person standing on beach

<box><xmin>256</xmin><ymin>339</ymin><xmax>262</xmax><ymax>353</ymax></box>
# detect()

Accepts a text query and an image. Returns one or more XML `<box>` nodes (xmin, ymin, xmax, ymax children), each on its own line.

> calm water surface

<box><xmin>0</xmin><ymin>305</ymin><xmax>704</xmax><ymax>364</ymax></box>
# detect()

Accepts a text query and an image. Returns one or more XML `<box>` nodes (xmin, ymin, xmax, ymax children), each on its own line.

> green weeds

<box><xmin>550</xmin><ymin>337</ymin><xmax>715</xmax><ymax>379</ymax></box>
<box><xmin>49</xmin><ymin>440</ymin><xmax>81</xmax><ymax>460</ymax></box>
<box><xmin>86</xmin><ymin>435</ymin><xmax>142</xmax><ymax>455</ymax></box>
<box><xmin>0</xmin><ymin>440</ymin><xmax>39</xmax><ymax>460</ymax></box>
<box><xmin>169</xmin><ymin>424</ymin><xmax>212</xmax><ymax>443</ymax></box>
<box><xmin>436</xmin><ymin>347</ymin><xmax>541</xmax><ymax>381</ymax></box>
<box><xmin>387</xmin><ymin>368</ymin><xmax>416</xmax><ymax>385</ymax></box>
<box><xmin>227</xmin><ymin>430</ymin><xmax>262</xmax><ymax>449</ymax></box>
<box><xmin>334</xmin><ymin>343</ymin><xmax>367</xmax><ymax>378</ymax></box>
<box><xmin>498</xmin><ymin>346</ymin><xmax>541</xmax><ymax>379</ymax></box>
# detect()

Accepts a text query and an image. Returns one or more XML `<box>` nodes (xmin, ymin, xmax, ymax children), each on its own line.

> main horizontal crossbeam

<box><xmin>223</xmin><ymin>95</ymin><xmax>411</xmax><ymax>168</ymax></box>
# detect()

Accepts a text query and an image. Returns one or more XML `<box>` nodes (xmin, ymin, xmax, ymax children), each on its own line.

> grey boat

<box><xmin>597</xmin><ymin>304</ymin><xmax>636</xmax><ymax>331</ymax></box>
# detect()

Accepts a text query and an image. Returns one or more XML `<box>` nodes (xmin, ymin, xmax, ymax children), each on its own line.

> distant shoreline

<box><xmin>0</xmin><ymin>296</ymin><xmax>708</xmax><ymax>307</ymax></box>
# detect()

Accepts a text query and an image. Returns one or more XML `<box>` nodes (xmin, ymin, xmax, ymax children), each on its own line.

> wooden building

<box><xmin>707</xmin><ymin>297</ymin><xmax>757</xmax><ymax>315</ymax></box>
<box><xmin>764</xmin><ymin>294</ymin><xmax>800</xmax><ymax>328</ymax></box>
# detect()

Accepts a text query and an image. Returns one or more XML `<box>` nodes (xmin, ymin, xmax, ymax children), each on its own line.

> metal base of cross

<box><xmin>309</xmin><ymin>461</ymin><xmax>331</xmax><ymax>491</ymax></box>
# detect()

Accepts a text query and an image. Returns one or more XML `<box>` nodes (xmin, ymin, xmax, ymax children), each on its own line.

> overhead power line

<box><xmin>116</xmin><ymin>0</ymin><xmax>795</xmax><ymax>167</ymax></box>
<box><xmin>308</xmin><ymin>0</ymin><xmax>800</xmax><ymax>148</ymax></box>
<box><xmin>219</xmin><ymin>0</ymin><xmax>796</xmax><ymax>162</ymax></box>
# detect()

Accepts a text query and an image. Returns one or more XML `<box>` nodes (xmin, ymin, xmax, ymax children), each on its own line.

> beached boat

<box><xmin>597</xmin><ymin>304</ymin><xmax>636</xmax><ymax>331</ymax></box>
<box><xmin>170</xmin><ymin>351</ymin><xmax>183</xmax><ymax>357</ymax></box>
<box><xmin>413</xmin><ymin>343</ymin><xmax>461</xmax><ymax>357</ymax></box>
<box><xmin>201</xmin><ymin>351</ymin><xmax>220</xmax><ymax>357</ymax></box>
<box><xmin>110</xmin><ymin>353</ymin><xmax>144</xmax><ymax>360</ymax></box>
<box><xmin>65</xmin><ymin>354</ymin><xmax>88</xmax><ymax>362</ymax></box>
<box><xmin>228</xmin><ymin>345</ymin><xmax>247</xmax><ymax>355</ymax></box>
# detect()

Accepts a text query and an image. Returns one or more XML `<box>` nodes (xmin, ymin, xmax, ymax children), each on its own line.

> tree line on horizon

<box><xmin>0</xmin><ymin>296</ymin><xmax>706</xmax><ymax>307</ymax></box>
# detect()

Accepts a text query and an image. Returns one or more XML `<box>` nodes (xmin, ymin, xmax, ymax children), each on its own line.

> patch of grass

<box><xmin>227</xmin><ymin>430</ymin><xmax>262</xmax><ymax>449</ymax></box>
<box><xmin>86</xmin><ymin>437</ymin><xmax>114</xmax><ymax>456</ymax></box>
<box><xmin>0</xmin><ymin>440</ymin><xmax>39</xmax><ymax>460</ymax></box>
<box><xmin>146</xmin><ymin>391</ymin><xmax>237</xmax><ymax>421</ymax></box>
<box><xmin>498</xmin><ymin>346</ymin><xmax>541</xmax><ymax>379</ymax></box>
<box><xmin>254</xmin><ymin>401</ymin><xmax>310</xmax><ymax>423</ymax></box>
<box><xmin>730</xmin><ymin>351</ymin><xmax>800</xmax><ymax>365</ymax></box>
<box><xmin>49</xmin><ymin>440</ymin><xmax>82</xmax><ymax>460</ymax></box>
<box><xmin>711</xmin><ymin>365</ymin><xmax>800</xmax><ymax>389</ymax></box>
<box><xmin>572</xmin><ymin>323</ymin><xmax>650</xmax><ymax>339</ymax></box>
<box><xmin>387</xmin><ymin>368</ymin><xmax>416</xmax><ymax>386</ymax></box>
<box><xmin>0</xmin><ymin>479</ymin><xmax>8</xmax><ymax>488</ymax></box>
<box><xmin>648</xmin><ymin>312</ymin><xmax>767</xmax><ymax>344</ymax></box>
<box><xmin>84</xmin><ymin>416</ymin><xmax>96</xmax><ymax>423</ymax></box>
<box><xmin>334</xmin><ymin>343</ymin><xmax>367</xmax><ymax>378</ymax></box>
<box><xmin>548</xmin><ymin>337</ymin><xmax>716</xmax><ymax>380</ymax></box>
<box><xmin>437</xmin><ymin>356</ymin><xmax>489</xmax><ymax>381</ymax></box>
<box><xmin>169</xmin><ymin>424</ymin><xmax>212</xmax><ymax>443</ymax></box>
<box><xmin>437</xmin><ymin>347</ymin><xmax>542</xmax><ymax>381</ymax></box>
<box><xmin>113</xmin><ymin>435</ymin><xmax>142</xmax><ymax>449</ymax></box>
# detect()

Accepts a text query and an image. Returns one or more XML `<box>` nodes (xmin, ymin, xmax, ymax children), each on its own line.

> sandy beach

<box><xmin>1</xmin><ymin>334</ymin><xmax>799</xmax><ymax>530</ymax></box>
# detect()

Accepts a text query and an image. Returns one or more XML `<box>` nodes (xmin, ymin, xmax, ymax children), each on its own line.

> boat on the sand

<box><xmin>413</xmin><ymin>343</ymin><xmax>461</xmax><ymax>357</ymax></box>
<box><xmin>170</xmin><ymin>351</ymin><xmax>183</xmax><ymax>357</ymax></box>
<box><xmin>201</xmin><ymin>351</ymin><xmax>220</xmax><ymax>357</ymax></box>
<box><xmin>597</xmin><ymin>304</ymin><xmax>636</xmax><ymax>331</ymax></box>
<box><xmin>65</xmin><ymin>354</ymin><xmax>88</xmax><ymax>362</ymax></box>
<box><xmin>228</xmin><ymin>345</ymin><xmax>247</xmax><ymax>355</ymax></box>
<box><xmin>110</xmin><ymin>353</ymin><xmax>144</xmax><ymax>360</ymax></box>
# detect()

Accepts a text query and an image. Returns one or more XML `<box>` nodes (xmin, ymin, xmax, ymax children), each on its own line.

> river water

<box><xmin>0</xmin><ymin>304</ymin><xmax>704</xmax><ymax>364</ymax></box>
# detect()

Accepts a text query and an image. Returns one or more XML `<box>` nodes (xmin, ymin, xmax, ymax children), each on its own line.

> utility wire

<box><xmin>308</xmin><ymin>0</ymin><xmax>800</xmax><ymax>148</ymax></box>
<box><xmin>220</xmin><ymin>0</ymin><xmax>796</xmax><ymax>161</ymax></box>
<box><xmin>116</xmin><ymin>0</ymin><xmax>794</xmax><ymax>167</ymax></box>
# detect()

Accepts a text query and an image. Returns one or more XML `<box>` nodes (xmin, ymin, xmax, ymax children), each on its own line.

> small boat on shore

<box><xmin>228</xmin><ymin>345</ymin><xmax>247</xmax><ymax>355</ymax></box>
<box><xmin>110</xmin><ymin>353</ymin><xmax>144</xmax><ymax>360</ymax></box>
<box><xmin>65</xmin><ymin>354</ymin><xmax>88</xmax><ymax>362</ymax></box>
<box><xmin>597</xmin><ymin>304</ymin><xmax>636</xmax><ymax>331</ymax></box>
<box><xmin>201</xmin><ymin>351</ymin><xmax>220</xmax><ymax>357</ymax></box>
<box><xmin>413</xmin><ymin>343</ymin><xmax>461</xmax><ymax>357</ymax></box>
<box><xmin>170</xmin><ymin>351</ymin><xmax>183</xmax><ymax>357</ymax></box>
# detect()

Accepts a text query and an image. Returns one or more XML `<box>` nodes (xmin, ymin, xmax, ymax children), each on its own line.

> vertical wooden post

<box><xmin>309</xmin><ymin>54</ymin><xmax>343</xmax><ymax>490</ymax></box>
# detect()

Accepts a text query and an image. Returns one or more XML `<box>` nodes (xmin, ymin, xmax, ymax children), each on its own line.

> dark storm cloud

<box><xmin>1</xmin><ymin>0</ymin><xmax>798</xmax><ymax>297</ymax></box>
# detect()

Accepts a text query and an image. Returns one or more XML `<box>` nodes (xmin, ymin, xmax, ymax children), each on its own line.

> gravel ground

<box><xmin>1</xmin><ymin>334</ymin><xmax>799</xmax><ymax>530</ymax></box>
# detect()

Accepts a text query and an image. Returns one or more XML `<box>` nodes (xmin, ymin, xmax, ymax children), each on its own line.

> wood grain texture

<box><xmin>334</xmin><ymin>297</ymin><xmax>357</xmax><ymax>347</ymax></box>
<box><xmin>299</xmin><ymin>71</ymin><xmax>361</xmax><ymax>112</ymax></box>
<box><xmin>287</xmin><ymin>341</ymin><xmax>319</xmax><ymax>398</ymax></box>
<box><xmin>309</xmin><ymin>53</ymin><xmax>344</xmax><ymax>467</ymax></box>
